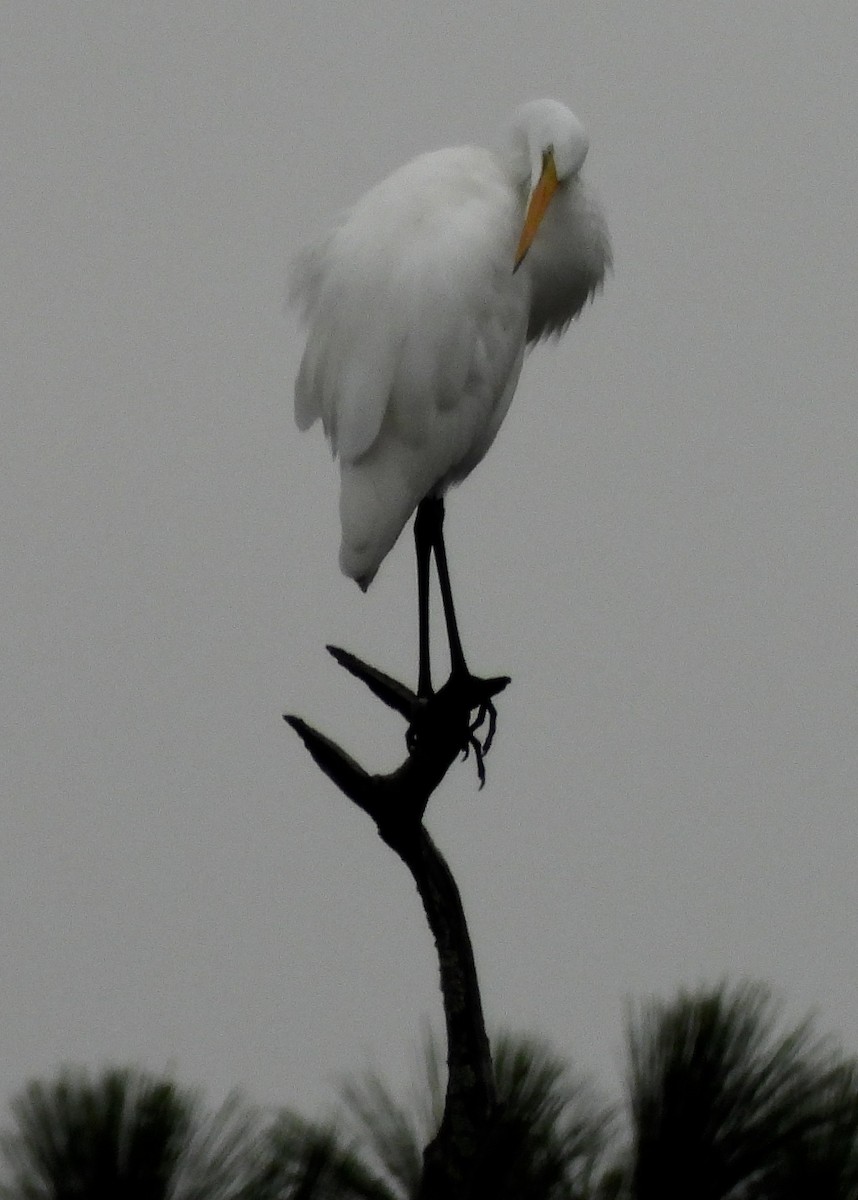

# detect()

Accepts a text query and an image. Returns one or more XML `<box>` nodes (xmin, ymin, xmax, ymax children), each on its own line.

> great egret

<box><xmin>290</xmin><ymin>99</ymin><xmax>610</xmax><ymax>701</ymax></box>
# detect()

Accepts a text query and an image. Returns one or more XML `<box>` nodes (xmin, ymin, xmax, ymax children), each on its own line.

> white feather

<box><xmin>289</xmin><ymin>100</ymin><xmax>610</xmax><ymax>588</ymax></box>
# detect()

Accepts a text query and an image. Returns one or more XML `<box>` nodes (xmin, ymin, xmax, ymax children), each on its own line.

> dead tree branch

<box><xmin>285</xmin><ymin>646</ymin><xmax>510</xmax><ymax>1198</ymax></box>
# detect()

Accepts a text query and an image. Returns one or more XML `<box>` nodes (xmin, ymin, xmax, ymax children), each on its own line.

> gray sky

<box><xmin>4</xmin><ymin>3</ymin><xmax>858</xmax><ymax>1118</ymax></box>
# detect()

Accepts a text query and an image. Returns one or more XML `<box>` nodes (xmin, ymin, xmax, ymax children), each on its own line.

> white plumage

<box><xmin>290</xmin><ymin>99</ymin><xmax>610</xmax><ymax>590</ymax></box>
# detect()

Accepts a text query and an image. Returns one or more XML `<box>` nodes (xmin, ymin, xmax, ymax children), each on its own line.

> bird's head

<box><xmin>506</xmin><ymin>99</ymin><xmax>590</xmax><ymax>270</ymax></box>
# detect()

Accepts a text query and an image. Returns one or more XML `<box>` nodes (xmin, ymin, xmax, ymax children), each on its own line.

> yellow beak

<box><xmin>514</xmin><ymin>149</ymin><xmax>559</xmax><ymax>272</ymax></box>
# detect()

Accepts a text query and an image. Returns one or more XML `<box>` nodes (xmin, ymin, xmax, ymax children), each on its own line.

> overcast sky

<box><xmin>4</xmin><ymin>4</ymin><xmax>858</xmax><ymax>1118</ymax></box>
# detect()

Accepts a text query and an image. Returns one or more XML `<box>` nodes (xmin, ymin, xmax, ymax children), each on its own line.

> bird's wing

<box><xmin>289</xmin><ymin>147</ymin><xmax>526</xmax><ymax>467</ymax></box>
<box><xmin>290</xmin><ymin>221</ymin><xmax>399</xmax><ymax>459</ymax></box>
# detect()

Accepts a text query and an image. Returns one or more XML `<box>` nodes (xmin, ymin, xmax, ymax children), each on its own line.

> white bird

<box><xmin>290</xmin><ymin>99</ymin><xmax>610</xmax><ymax>700</ymax></box>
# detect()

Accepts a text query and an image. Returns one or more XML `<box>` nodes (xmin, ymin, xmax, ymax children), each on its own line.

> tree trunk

<box><xmin>287</xmin><ymin>649</ymin><xmax>509</xmax><ymax>1198</ymax></box>
<box><xmin>391</xmin><ymin>825</ymin><xmax>496</xmax><ymax>1199</ymax></box>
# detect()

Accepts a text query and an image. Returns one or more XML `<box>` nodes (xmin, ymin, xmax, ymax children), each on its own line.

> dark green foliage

<box><xmin>0</xmin><ymin>1067</ymin><xmax>260</xmax><ymax>1200</ymax></box>
<box><xmin>5</xmin><ymin>984</ymin><xmax>858</xmax><ymax>1198</ymax></box>
<box><xmin>618</xmin><ymin>980</ymin><xmax>858</xmax><ymax>1200</ymax></box>
<box><xmin>248</xmin><ymin>1113</ymin><xmax>397</xmax><ymax>1200</ymax></box>
<box><xmin>480</xmin><ymin>1031</ymin><xmax>616</xmax><ymax>1200</ymax></box>
<box><xmin>330</xmin><ymin>1026</ymin><xmax>614</xmax><ymax>1200</ymax></box>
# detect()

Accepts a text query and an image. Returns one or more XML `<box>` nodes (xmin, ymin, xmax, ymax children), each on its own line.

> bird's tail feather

<box><xmin>338</xmin><ymin>453</ymin><xmax>430</xmax><ymax>589</ymax></box>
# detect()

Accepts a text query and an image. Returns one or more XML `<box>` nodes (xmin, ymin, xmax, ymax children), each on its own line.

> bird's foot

<box><xmin>406</xmin><ymin>670</ymin><xmax>510</xmax><ymax>788</ymax></box>
<box><xmin>405</xmin><ymin>696</ymin><xmax>430</xmax><ymax>755</ymax></box>
<box><xmin>290</xmin><ymin>648</ymin><xmax>509</xmax><ymax>820</ymax></box>
<box><xmin>461</xmin><ymin>694</ymin><xmax>500</xmax><ymax>788</ymax></box>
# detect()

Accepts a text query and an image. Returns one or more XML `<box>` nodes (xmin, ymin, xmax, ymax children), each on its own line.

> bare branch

<box><xmin>286</xmin><ymin>650</ymin><xmax>511</xmax><ymax>1197</ymax></box>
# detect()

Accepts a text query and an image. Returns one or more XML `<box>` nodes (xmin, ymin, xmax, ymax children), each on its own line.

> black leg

<box><xmin>428</xmin><ymin>500</ymin><xmax>468</xmax><ymax>679</ymax></box>
<box><xmin>415</xmin><ymin>497</ymin><xmax>468</xmax><ymax>683</ymax></box>
<box><xmin>407</xmin><ymin>496</ymin><xmax>509</xmax><ymax>782</ymax></box>
<box><xmin>414</xmin><ymin>499</ymin><xmax>434</xmax><ymax>699</ymax></box>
